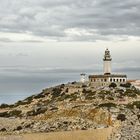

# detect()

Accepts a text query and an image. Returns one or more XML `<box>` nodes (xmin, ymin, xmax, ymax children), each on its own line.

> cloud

<box><xmin>0</xmin><ymin>0</ymin><xmax>140</xmax><ymax>42</ymax></box>
<box><xmin>0</xmin><ymin>37</ymin><xmax>13</xmax><ymax>42</ymax></box>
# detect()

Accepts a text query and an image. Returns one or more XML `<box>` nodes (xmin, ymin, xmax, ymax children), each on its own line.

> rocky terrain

<box><xmin>0</xmin><ymin>81</ymin><xmax>140</xmax><ymax>140</ymax></box>
<box><xmin>131</xmin><ymin>80</ymin><xmax>140</xmax><ymax>89</ymax></box>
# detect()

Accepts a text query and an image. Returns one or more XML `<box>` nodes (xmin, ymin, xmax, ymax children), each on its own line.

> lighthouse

<box><xmin>89</xmin><ymin>48</ymin><xmax>127</xmax><ymax>87</ymax></box>
<box><xmin>103</xmin><ymin>49</ymin><xmax>112</xmax><ymax>75</ymax></box>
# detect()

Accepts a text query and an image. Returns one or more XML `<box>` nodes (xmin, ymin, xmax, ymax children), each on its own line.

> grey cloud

<box><xmin>115</xmin><ymin>67</ymin><xmax>140</xmax><ymax>72</ymax></box>
<box><xmin>0</xmin><ymin>0</ymin><xmax>140</xmax><ymax>41</ymax></box>
<box><xmin>0</xmin><ymin>38</ymin><xmax>13</xmax><ymax>42</ymax></box>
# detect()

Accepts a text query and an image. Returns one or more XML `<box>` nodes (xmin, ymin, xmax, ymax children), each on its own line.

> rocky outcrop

<box><xmin>109</xmin><ymin>108</ymin><xmax>140</xmax><ymax>140</ymax></box>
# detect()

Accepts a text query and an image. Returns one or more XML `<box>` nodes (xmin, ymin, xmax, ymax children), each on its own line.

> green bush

<box><xmin>85</xmin><ymin>96</ymin><xmax>96</xmax><ymax>100</ymax></box>
<box><xmin>134</xmin><ymin>89</ymin><xmax>140</xmax><ymax>95</ymax></box>
<box><xmin>107</xmin><ymin>96</ymin><xmax>114</xmax><ymax>100</ymax></box>
<box><xmin>85</xmin><ymin>91</ymin><xmax>96</xmax><ymax>100</ymax></box>
<box><xmin>0</xmin><ymin>103</ymin><xmax>10</xmax><ymax>108</ymax></box>
<box><xmin>109</xmin><ymin>83</ymin><xmax>117</xmax><ymax>88</ymax></box>
<box><xmin>116</xmin><ymin>89</ymin><xmax>124</xmax><ymax>94</ymax></box>
<box><xmin>0</xmin><ymin>128</ymin><xmax>7</xmax><ymax>132</ymax></box>
<box><xmin>124</xmin><ymin>89</ymin><xmax>137</xmax><ymax>97</ymax></box>
<box><xmin>120</xmin><ymin>83</ymin><xmax>131</xmax><ymax>88</ymax></box>
<box><xmin>50</xmin><ymin>107</ymin><xmax>58</xmax><ymax>111</ymax></box>
<box><xmin>34</xmin><ymin>94</ymin><xmax>45</xmax><ymax>99</ymax></box>
<box><xmin>126</xmin><ymin>101</ymin><xmax>140</xmax><ymax>109</ymax></box>
<box><xmin>82</xmin><ymin>89</ymin><xmax>92</xmax><ymax>94</ymax></box>
<box><xmin>14</xmin><ymin>126</ymin><xmax>22</xmax><ymax>131</ymax></box>
<box><xmin>60</xmin><ymin>84</ymin><xmax>65</xmax><ymax>89</ymax></box>
<box><xmin>0</xmin><ymin>110</ymin><xmax>22</xmax><ymax>117</ymax></box>
<box><xmin>71</xmin><ymin>81</ymin><xmax>76</xmax><ymax>84</ymax></box>
<box><xmin>26</xmin><ymin>107</ymin><xmax>47</xmax><ymax>116</ymax></box>
<box><xmin>52</xmin><ymin>88</ymin><xmax>62</xmax><ymax>98</ymax></box>
<box><xmin>98</xmin><ymin>91</ymin><xmax>111</xmax><ymax>95</ymax></box>
<box><xmin>117</xmin><ymin>114</ymin><xmax>126</xmax><ymax>121</ymax></box>
<box><xmin>14</xmin><ymin>99</ymin><xmax>33</xmax><ymax>107</ymax></box>
<box><xmin>82</xmin><ymin>84</ymin><xmax>87</xmax><ymax>88</ymax></box>
<box><xmin>0</xmin><ymin>111</ymin><xmax>9</xmax><ymax>117</ymax></box>
<box><xmin>65</xmin><ymin>88</ymin><xmax>69</xmax><ymax>93</ymax></box>
<box><xmin>98</xmin><ymin>94</ymin><xmax>105</xmax><ymax>100</ymax></box>
<box><xmin>9</xmin><ymin>110</ymin><xmax>22</xmax><ymax>117</ymax></box>
<box><xmin>0</xmin><ymin>103</ymin><xmax>14</xmax><ymax>109</ymax></box>
<box><xmin>24</xmin><ymin>95</ymin><xmax>34</xmax><ymax>102</ymax></box>
<box><xmin>98</xmin><ymin>103</ymin><xmax>116</xmax><ymax>108</ymax></box>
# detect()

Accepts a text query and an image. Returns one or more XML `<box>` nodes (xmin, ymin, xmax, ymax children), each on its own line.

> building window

<box><xmin>113</xmin><ymin>79</ymin><xmax>115</xmax><ymax>82</ymax></box>
<box><xmin>117</xmin><ymin>79</ymin><xmax>118</xmax><ymax>82</ymax></box>
<box><xmin>104</xmin><ymin>79</ymin><xmax>107</xmax><ymax>82</ymax></box>
<box><xmin>123</xmin><ymin>79</ymin><xmax>125</xmax><ymax>82</ymax></box>
<box><xmin>120</xmin><ymin>79</ymin><xmax>122</xmax><ymax>82</ymax></box>
<box><xmin>110</xmin><ymin>78</ymin><xmax>112</xmax><ymax>82</ymax></box>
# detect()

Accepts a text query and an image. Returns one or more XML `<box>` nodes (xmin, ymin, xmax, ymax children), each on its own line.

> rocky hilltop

<box><xmin>0</xmin><ymin>81</ymin><xmax>140</xmax><ymax>140</ymax></box>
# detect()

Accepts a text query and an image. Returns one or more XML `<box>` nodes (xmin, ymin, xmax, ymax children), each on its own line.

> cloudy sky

<box><xmin>0</xmin><ymin>0</ymin><xmax>140</xmax><ymax>103</ymax></box>
<box><xmin>0</xmin><ymin>0</ymin><xmax>140</xmax><ymax>74</ymax></box>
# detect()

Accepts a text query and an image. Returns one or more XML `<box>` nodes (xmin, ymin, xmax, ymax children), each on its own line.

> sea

<box><xmin>0</xmin><ymin>68</ymin><xmax>139</xmax><ymax>104</ymax></box>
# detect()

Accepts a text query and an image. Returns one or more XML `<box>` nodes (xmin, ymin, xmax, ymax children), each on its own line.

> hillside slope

<box><xmin>0</xmin><ymin>81</ymin><xmax>140</xmax><ymax>139</ymax></box>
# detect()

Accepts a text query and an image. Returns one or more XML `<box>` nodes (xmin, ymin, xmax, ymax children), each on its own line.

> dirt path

<box><xmin>0</xmin><ymin>127</ymin><xmax>113</xmax><ymax>140</ymax></box>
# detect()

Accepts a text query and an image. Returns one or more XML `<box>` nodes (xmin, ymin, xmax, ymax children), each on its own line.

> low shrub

<box><xmin>0</xmin><ymin>110</ymin><xmax>22</xmax><ymax>117</ymax></box>
<box><xmin>98</xmin><ymin>103</ymin><xmax>116</xmax><ymax>108</ymax></box>
<box><xmin>0</xmin><ymin>111</ymin><xmax>9</xmax><ymax>117</ymax></box>
<box><xmin>9</xmin><ymin>110</ymin><xmax>22</xmax><ymax>117</ymax></box>
<box><xmin>50</xmin><ymin>107</ymin><xmax>58</xmax><ymax>111</ymax></box>
<box><xmin>85</xmin><ymin>96</ymin><xmax>96</xmax><ymax>100</ymax></box>
<box><xmin>14</xmin><ymin>100</ymin><xmax>32</xmax><ymax>107</ymax></box>
<box><xmin>82</xmin><ymin>84</ymin><xmax>87</xmax><ymax>88</ymax></box>
<box><xmin>82</xmin><ymin>89</ymin><xmax>92</xmax><ymax>94</ymax></box>
<box><xmin>71</xmin><ymin>81</ymin><xmax>76</xmax><ymax>84</ymax></box>
<box><xmin>107</xmin><ymin>96</ymin><xmax>114</xmax><ymax>100</ymax></box>
<box><xmin>52</xmin><ymin>88</ymin><xmax>62</xmax><ymax>98</ymax></box>
<box><xmin>109</xmin><ymin>83</ymin><xmax>117</xmax><ymax>88</ymax></box>
<box><xmin>26</xmin><ymin>107</ymin><xmax>47</xmax><ymax>116</ymax></box>
<box><xmin>14</xmin><ymin>126</ymin><xmax>22</xmax><ymax>131</ymax></box>
<box><xmin>0</xmin><ymin>103</ymin><xmax>10</xmax><ymax>108</ymax></box>
<box><xmin>24</xmin><ymin>95</ymin><xmax>34</xmax><ymax>102</ymax></box>
<box><xmin>126</xmin><ymin>101</ymin><xmax>140</xmax><ymax>109</ymax></box>
<box><xmin>65</xmin><ymin>88</ymin><xmax>69</xmax><ymax>93</ymax></box>
<box><xmin>98</xmin><ymin>94</ymin><xmax>105</xmax><ymax>100</ymax></box>
<box><xmin>34</xmin><ymin>94</ymin><xmax>45</xmax><ymax>99</ymax></box>
<box><xmin>117</xmin><ymin>114</ymin><xmax>126</xmax><ymax>121</ymax></box>
<box><xmin>124</xmin><ymin>89</ymin><xmax>137</xmax><ymax>97</ymax></box>
<box><xmin>0</xmin><ymin>128</ymin><xmax>7</xmax><ymax>132</ymax></box>
<box><xmin>120</xmin><ymin>83</ymin><xmax>131</xmax><ymax>88</ymax></box>
<box><xmin>60</xmin><ymin>84</ymin><xmax>65</xmax><ymax>89</ymax></box>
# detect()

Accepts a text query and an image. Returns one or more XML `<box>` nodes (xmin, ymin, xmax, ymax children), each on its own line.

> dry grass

<box><xmin>0</xmin><ymin>128</ymin><xmax>113</xmax><ymax>140</ymax></box>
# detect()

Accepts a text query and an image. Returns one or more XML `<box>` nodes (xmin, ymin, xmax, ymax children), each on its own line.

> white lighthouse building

<box><xmin>89</xmin><ymin>49</ymin><xmax>127</xmax><ymax>87</ymax></box>
<box><xmin>80</xmin><ymin>73</ymin><xmax>86</xmax><ymax>83</ymax></box>
<box><xmin>103</xmin><ymin>49</ymin><xmax>112</xmax><ymax>75</ymax></box>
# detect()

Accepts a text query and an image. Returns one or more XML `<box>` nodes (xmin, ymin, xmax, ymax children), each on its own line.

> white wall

<box><xmin>104</xmin><ymin>61</ymin><xmax>111</xmax><ymax>74</ymax></box>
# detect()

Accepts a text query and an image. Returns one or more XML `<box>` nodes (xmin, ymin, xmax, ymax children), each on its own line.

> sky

<box><xmin>0</xmin><ymin>0</ymin><xmax>140</xmax><ymax>77</ymax></box>
<box><xmin>0</xmin><ymin>0</ymin><xmax>140</xmax><ymax>103</ymax></box>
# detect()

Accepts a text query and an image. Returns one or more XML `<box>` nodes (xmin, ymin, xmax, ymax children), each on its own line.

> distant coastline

<box><xmin>0</xmin><ymin>69</ymin><xmax>139</xmax><ymax>104</ymax></box>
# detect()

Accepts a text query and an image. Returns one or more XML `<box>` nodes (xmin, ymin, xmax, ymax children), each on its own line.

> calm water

<box><xmin>0</xmin><ymin>69</ymin><xmax>80</xmax><ymax>104</ymax></box>
<box><xmin>0</xmin><ymin>68</ymin><xmax>139</xmax><ymax>104</ymax></box>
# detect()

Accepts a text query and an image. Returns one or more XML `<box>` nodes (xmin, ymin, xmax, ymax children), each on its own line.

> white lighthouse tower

<box><xmin>89</xmin><ymin>48</ymin><xmax>127</xmax><ymax>87</ymax></box>
<box><xmin>103</xmin><ymin>49</ymin><xmax>112</xmax><ymax>75</ymax></box>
